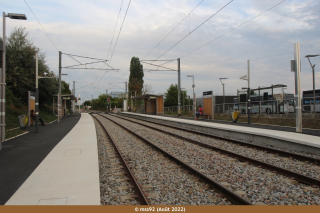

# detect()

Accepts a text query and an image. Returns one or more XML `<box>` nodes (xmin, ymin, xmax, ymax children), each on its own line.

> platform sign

<box><xmin>203</xmin><ymin>91</ymin><xmax>212</xmax><ymax>96</ymax></box>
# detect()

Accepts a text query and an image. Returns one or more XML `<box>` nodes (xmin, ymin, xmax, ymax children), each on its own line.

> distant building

<box><xmin>110</xmin><ymin>91</ymin><xmax>126</xmax><ymax>98</ymax></box>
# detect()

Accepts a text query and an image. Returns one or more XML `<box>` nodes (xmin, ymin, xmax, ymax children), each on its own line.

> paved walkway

<box><xmin>122</xmin><ymin>112</ymin><xmax>320</xmax><ymax>150</ymax></box>
<box><xmin>160</xmin><ymin>114</ymin><xmax>320</xmax><ymax>137</ymax></box>
<box><xmin>1</xmin><ymin>113</ymin><xmax>100</xmax><ymax>205</ymax></box>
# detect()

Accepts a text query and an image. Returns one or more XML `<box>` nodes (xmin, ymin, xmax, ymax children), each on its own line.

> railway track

<box><xmin>117</xmin><ymin>113</ymin><xmax>320</xmax><ymax>164</ymax></box>
<box><xmin>101</xmin><ymin>113</ymin><xmax>320</xmax><ymax>205</ymax></box>
<box><xmin>93</xmin><ymin>114</ymin><xmax>150</xmax><ymax>205</ymax></box>
<box><xmin>113</xmin><ymin>114</ymin><xmax>320</xmax><ymax>181</ymax></box>
<box><xmin>93</xmin><ymin>113</ymin><xmax>251</xmax><ymax>205</ymax></box>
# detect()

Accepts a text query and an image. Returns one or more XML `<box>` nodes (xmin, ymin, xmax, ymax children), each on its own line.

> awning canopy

<box><xmin>132</xmin><ymin>94</ymin><xmax>163</xmax><ymax>100</ymax></box>
<box><xmin>240</xmin><ymin>84</ymin><xmax>287</xmax><ymax>92</ymax></box>
<box><xmin>52</xmin><ymin>94</ymin><xmax>76</xmax><ymax>100</ymax></box>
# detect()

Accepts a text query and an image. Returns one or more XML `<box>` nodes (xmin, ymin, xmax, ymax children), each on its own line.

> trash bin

<box><xmin>18</xmin><ymin>115</ymin><xmax>27</xmax><ymax>130</ymax></box>
<box><xmin>230</xmin><ymin>111</ymin><xmax>240</xmax><ymax>123</ymax></box>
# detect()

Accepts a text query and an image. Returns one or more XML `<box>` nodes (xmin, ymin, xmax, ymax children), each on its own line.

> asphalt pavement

<box><xmin>0</xmin><ymin>113</ymin><xmax>81</xmax><ymax>205</ymax></box>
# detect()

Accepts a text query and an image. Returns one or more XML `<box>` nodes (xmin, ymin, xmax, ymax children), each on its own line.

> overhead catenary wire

<box><xmin>157</xmin><ymin>0</ymin><xmax>233</xmax><ymax>59</ymax></box>
<box><xmin>107</xmin><ymin>0</ymin><xmax>123</xmax><ymax>61</ymax></box>
<box><xmin>24</xmin><ymin>0</ymin><xmax>76</xmax><ymax>81</ymax></box>
<box><xmin>109</xmin><ymin>0</ymin><xmax>132</xmax><ymax>62</ymax></box>
<box><xmin>24</xmin><ymin>0</ymin><xmax>59</xmax><ymax>52</ymax></box>
<box><xmin>181</xmin><ymin>0</ymin><xmax>286</xmax><ymax>58</ymax></box>
<box><xmin>142</xmin><ymin>0</ymin><xmax>205</xmax><ymax>60</ymax></box>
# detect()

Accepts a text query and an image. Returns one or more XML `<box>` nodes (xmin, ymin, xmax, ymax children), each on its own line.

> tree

<box><xmin>142</xmin><ymin>83</ymin><xmax>153</xmax><ymax>95</ymax></box>
<box><xmin>164</xmin><ymin>84</ymin><xmax>188</xmax><ymax>107</ymax></box>
<box><xmin>1</xmin><ymin>26</ymin><xmax>59</xmax><ymax>107</ymax></box>
<box><xmin>128</xmin><ymin>57</ymin><xmax>144</xmax><ymax>96</ymax></box>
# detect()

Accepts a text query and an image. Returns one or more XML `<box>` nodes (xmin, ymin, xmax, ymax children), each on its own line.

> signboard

<box><xmin>203</xmin><ymin>91</ymin><xmax>212</xmax><ymax>96</ymax></box>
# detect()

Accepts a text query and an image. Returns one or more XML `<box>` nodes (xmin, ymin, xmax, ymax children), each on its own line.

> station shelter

<box><xmin>133</xmin><ymin>94</ymin><xmax>164</xmax><ymax>115</ymax></box>
<box><xmin>53</xmin><ymin>94</ymin><xmax>76</xmax><ymax>117</ymax></box>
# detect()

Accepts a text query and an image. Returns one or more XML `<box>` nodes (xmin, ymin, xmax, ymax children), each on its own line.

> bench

<box><xmin>200</xmin><ymin>114</ymin><xmax>210</xmax><ymax>119</ymax></box>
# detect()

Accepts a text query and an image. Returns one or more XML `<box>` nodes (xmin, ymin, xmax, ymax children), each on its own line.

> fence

<box><xmin>164</xmin><ymin>105</ymin><xmax>193</xmax><ymax>113</ymax></box>
<box><xmin>164</xmin><ymin>97</ymin><xmax>320</xmax><ymax>115</ymax></box>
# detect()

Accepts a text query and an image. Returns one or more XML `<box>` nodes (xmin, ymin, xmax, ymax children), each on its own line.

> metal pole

<box><xmin>294</xmin><ymin>43</ymin><xmax>302</xmax><ymax>132</ymax></box>
<box><xmin>258</xmin><ymin>86</ymin><xmax>261</xmax><ymax>114</ymax></box>
<box><xmin>247</xmin><ymin>60</ymin><xmax>251</xmax><ymax>124</ymax></box>
<box><xmin>73</xmin><ymin>81</ymin><xmax>75</xmax><ymax>113</ymax></box>
<box><xmin>307</xmin><ymin>58</ymin><xmax>316</xmax><ymax>114</ymax></box>
<box><xmin>192</xmin><ymin>77</ymin><xmax>195</xmax><ymax>117</ymax></box>
<box><xmin>28</xmin><ymin>91</ymin><xmax>30</xmax><ymax>126</ymax></box>
<box><xmin>272</xmin><ymin>84</ymin><xmax>274</xmax><ymax>113</ymax></box>
<box><xmin>1</xmin><ymin>12</ymin><xmax>6</xmax><ymax>148</ymax></box>
<box><xmin>106</xmin><ymin>89</ymin><xmax>108</xmax><ymax>112</ymax></box>
<box><xmin>212</xmin><ymin>91</ymin><xmax>214</xmax><ymax>120</ymax></box>
<box><xmin>223</xmin><ymin>83</ymin><xmax>225</xmax><ymax>114</ymax></box>
<box><xmin>92</xmin><ymin>95</ymin><xmax>93</xmax><ymax>110</ymax></box>
<box><xmin>177</xmin><ymin>58</ymin><xmax>181</xmax><ymax>116</ymax></box>
<box><xmin>313</xmin><ymin>66</ymin><xmax>316</xmax><ymax>114</ymax></box>
<box><xmin>79</xmin><ymin>94</ymin><xmax>81</xmax><ymax>113</ymax></box>
<box><xmin>35</xmin><ymin>53</ymin><xmax>39</xmax><ymax>132</ymax></box>
<box><xmin>58</xmin><ymin>51</ymin><xmax>62</xmax><ymax>123</ymax></box>
<box><xmin>125</xmin><ymin>82</ymin><xmax>127</xmax><ymax>100</ymax></box>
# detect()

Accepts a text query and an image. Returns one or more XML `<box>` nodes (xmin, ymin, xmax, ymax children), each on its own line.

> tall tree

<box><xmin>164</xmin><ymin>84</ymin><xmax>188</xmax><ymax>107</ymax></box>
<box><xmin>1</xmin><ymin>26</ymin><xmax>59</xmax><ymax>106</ymax></box>
<box><xmin>128</xmin><ymin>57</ymin><xmax>144</xmax><ymax>96</ymax></box>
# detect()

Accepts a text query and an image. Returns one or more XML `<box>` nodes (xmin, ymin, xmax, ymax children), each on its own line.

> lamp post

<box><xmin>240</xmin><ymin>60</ymin><xmax>250</xmax><ymax>124</ymax></box>
<box><xmin>187</xmin><ymin>75</ymin><xmax>195</xmax><ymax>116</ymax></box>
<box><xmin>181</xmin><ymin>88</ymin><xmax>186</xmax><ymax>111</ymax></box>
<box><xmin>305</xmin><ymin>54</ymin><xmax>319</xmax><ymax>114</ymax></box>
<box><xmin>1</xmin><ymin>13</ymin><xmax>27</xmax><ymax>149</ymax></box>
<box><xmin>35</xmin><ymin>53</ymin><xmax>55</xmax><ymax>133</ymax></box>
<box><xmin>219</xmin><ymin>78</ymin><xmax>227</xmax><ymax>113</ymax></box>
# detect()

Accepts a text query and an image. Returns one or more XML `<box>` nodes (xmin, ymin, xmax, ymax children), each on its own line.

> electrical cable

<box><xmin>107</xmin><ymin>0</ymin><xmax>123</xmax><ymax>61</ymax></box>
<box><xmin>181</xmin><ymin>0</ymin><xmax>286</xmax><ymax>58</ymax></box>
<box><xmin>24</xmin><ymin>0</ymin><xmax>59</xmax><ymax>52</ymax></box>
<box><xmin>142</xmin><ymin>0</ymin><xmax>205</xmax><ymax>60</ymax></box>
<box><xmin>109</xmin><ymin>0</ymin><xmax>132</xmax><ymax>61</ymax></box>
<box><xmin>158</xmin><ymin>0</ymin><xmax>233</xmax><ymax>59</ymax></box>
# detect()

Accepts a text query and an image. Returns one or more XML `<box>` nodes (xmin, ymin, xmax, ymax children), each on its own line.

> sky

<box><xmin>1</xmin><ymin>0</ymin><xmax>320</xmax><ymax>104</ymax></box>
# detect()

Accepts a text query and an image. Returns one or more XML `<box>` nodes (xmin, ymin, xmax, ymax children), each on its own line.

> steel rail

<box><xmin>110</xmin><ymin>114</ymin><xmax>320</xmax><ymax>188</ymax></box>
<box><xmin>92</xmin><ymin>114</ymin><xmax>150</xmax><ymax>205</ymax></box>
<box><xmin>99</xmin><ymin>113</ymin><xmax>252</xmax><ymax>205</ymax></box>
<box><xmin>118</xmin><ymin>113</ymin><xmax>320</xmax><ymax>165</ymax></box>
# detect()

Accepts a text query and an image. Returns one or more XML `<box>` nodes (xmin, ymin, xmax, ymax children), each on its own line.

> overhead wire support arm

<box><xmin>61</xmin><ymin>53</ymin><xmax>108</xmax><ymax>61</ymax></box>
<box><xmin>63</xmin><ymin>60</ymin><xmax>108</xmax><ymax>68</ymax></box>
<box><xmin>140</xmin><ymin>61</ymin><xmax>177</xmax><ymax>71</ymax></box>
<box><xmin>63</xmin><ymin>68</ymin><xmax>119</xmax><ymax>71</ymax></box>
<box><xmin>144</xmin><ymin>70</ymin><xmax>177</xmax><ymax>72</ymax></box>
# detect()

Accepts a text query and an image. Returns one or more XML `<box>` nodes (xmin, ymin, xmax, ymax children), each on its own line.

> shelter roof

<box><xmin>132</xmin><ymin>94</ymin><xmax>163</xmax><ymax>100</ymax></box>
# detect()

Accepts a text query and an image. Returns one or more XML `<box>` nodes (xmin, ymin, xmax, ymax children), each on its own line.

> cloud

<box><xmin>2</xmin><ymin>0</ymin><xmax>319</xmax><ymax>102</ymax></box>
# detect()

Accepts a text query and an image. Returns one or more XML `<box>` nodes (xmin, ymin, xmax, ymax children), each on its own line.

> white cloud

<box><xmin>1</xmin><ymin>0</ymin><xmax>319</xmax><ymax>102</ymax></box>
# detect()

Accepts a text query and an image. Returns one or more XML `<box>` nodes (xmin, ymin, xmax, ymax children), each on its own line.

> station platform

<box><xmin>0</xmin><ymin>113</ymin><xmax>100</xmax><ymax>205</ymax></box>
<box><xmin>121</xmin><ymin>112</ymin><xmax>320</xmax><ymax>155</ymax></box>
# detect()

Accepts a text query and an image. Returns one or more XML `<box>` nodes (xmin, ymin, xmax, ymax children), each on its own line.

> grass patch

<box><xmin>5</xmin><ymin>129</ymin><xmax>26</xmax><ymax>140</ymax></box>
<box><xmin>5</xmin><ymin>103</ymin><xmax>57</xmax><ymax>140</ymax></box>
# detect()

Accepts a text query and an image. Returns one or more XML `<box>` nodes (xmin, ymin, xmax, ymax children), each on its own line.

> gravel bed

<box><xmin>106</xmin><ymin>114</ymin><xmax>320</xmax><ymax>205</ymax></box>
<box><xmin>115</xmin><ymin>115</ymin><xmax>320</xmax><ymax>180</ymax></box>
<box><xmin>94</xmin><ymin>117</ymin><xmax>139</xmax><ymax>205</ymax></box>
<box><xmin>95</xmin><ymin>114</ymin><xmax>232</xmax><ymax>205</ymax></box>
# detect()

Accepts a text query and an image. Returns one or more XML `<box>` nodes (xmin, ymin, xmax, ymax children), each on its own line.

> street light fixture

<box><xmin>305</xmin><ymin>54</ymin><xmax>319</xmax><ymax>114</ymax></box>
<box><xmin>219</xmin><ymin>78</ymin><xmax>227</xmax><ymax>113</ymax></box>
<box><xmin>1</xmin><ymin>12</ymin><xmax>27</xmax><ymax>150</ymax></box>
<box><xmin>187</xmin><ymin>75</ymin><xmax>195</xmax><ymax>116</ymax></box>
<box><xmin>240</xmin><ymin>60</ymin><xmax>250</xmax><ymax>124</ymax></box>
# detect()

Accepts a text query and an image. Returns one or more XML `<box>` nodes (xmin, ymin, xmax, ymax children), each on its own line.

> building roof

<box><xmin>132</xmin><ymin>94</ymin><xmax>163</xmax><ymax>100</ymax></box>
<box><xmin>240</xmin><ymin>84</ymin><xmax>287</xmax><ymax>92</ymax></box>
